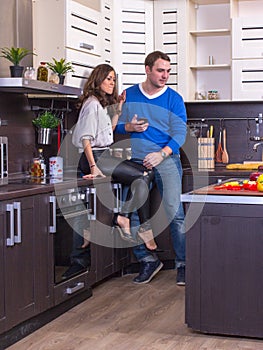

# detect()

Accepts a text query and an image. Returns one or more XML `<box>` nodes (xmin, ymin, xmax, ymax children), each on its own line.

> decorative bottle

<box><xmin>37</xmin><ymin>62</ymin><xmax>48</xmax><ymax>82</ymax></box>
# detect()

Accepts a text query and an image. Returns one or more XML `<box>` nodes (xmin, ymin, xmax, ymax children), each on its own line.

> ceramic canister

<box><xmin>49</xmin><ymin>156</ymin><xmax>63</xmax><ymax>177</ymax></box>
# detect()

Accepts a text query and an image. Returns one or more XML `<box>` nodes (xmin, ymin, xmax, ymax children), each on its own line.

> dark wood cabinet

<box><xmin>0</xmin><ymin>196</ymin><xmax>49</xmax><ymax>333</ymax></box>
<box><xmin>88</xmin><ymin>181</ymin><xmax>119</xmax><ymax>285</ymax></box>
<box><xmin>185</xmin><ymin>202</ymin><xmax>263</xmax><ymax>338</ymax></box>
<box><xmin>35</xmin><ymin>194</ymin><xmax>54</xmax><ymax>311</ymax></box>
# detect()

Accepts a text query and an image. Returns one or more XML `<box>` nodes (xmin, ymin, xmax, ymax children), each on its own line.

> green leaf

<box><xmin>32</xmin><ymin>111</ymin><xmax>60</xmax><ymax>129</ymax></box>
<box><xmin>46</xmin><ymin>58</ymin><xmax>74</xmax><ymax>75</ymax></box>
<box><xmin>0</xmin><ymin>47</ymin><xmax>36</xmax><ymax>65</ymax></box>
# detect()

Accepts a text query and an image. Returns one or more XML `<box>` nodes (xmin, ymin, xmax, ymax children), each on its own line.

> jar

<box><xmin>30</xmin><ymin>158</ymin><xmax>42</xmax><ymax>177</ymax></box>
<box><xmin>125</xmin><ymin>148</ymin><xmax>132</xmax><ymax>160</ymax></box>
<box><xmin>207</xmin><ymin>90</ymin><xmax>219</xmax><ymax>100</ymax></box>
<box><xmin>37</xmin><ymin>62</ymin><xmax>48</xmax><ymax>82</ymax></box>
<box><xmin>49</xmin><ymin>72</ymin><xmax>59</xmax><ymax>84</ymax></box>
<box><xmin>24</xmin><ymin>66</ymin><xmax>36</xmax><ymax>80</ymax></box>
<box><xmin>113</xmin><ymin>148</ymin><xmax>123</xmax><ymax>158</ymax></box>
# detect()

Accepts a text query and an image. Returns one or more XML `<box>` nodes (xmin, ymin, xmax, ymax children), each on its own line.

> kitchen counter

<box><xmin>181</xmin><ymin>179</ymin><xmax>263</xmax><ymax>205</ymax></box>
<box><xmin>182</xmin><ymin>165</ymin><xmax>255</xmax><ymax>193</ymax></box>
<box><xmin>183</xmin><ymin>181</ymin><xmax>263</xmax><ymax>339</ymax></box>
<box><xmin>0</xmin><ymin>174</ymin><xmax>110</xmax><ymax>200</ymax></box>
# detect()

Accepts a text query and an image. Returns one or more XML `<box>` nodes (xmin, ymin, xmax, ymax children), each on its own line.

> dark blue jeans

<box><xmin>132</xmin><ymin>155</ymin><xmax>185</xmax><ymax>268</ymax></box>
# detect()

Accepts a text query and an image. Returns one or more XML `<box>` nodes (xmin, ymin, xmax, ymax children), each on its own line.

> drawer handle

<box><xmin>66</xmin><ymin>282</ymin><xmax>85</xmax><ymax>294</ymax></box>
<box><xmin>6</xmin><ymin>203</ymin><xmax>14</xmax><ymax>246</ymax></box>
<box><xmin>79</xmin><ymin>43</ymin><xmax>94</xmax><ymax>50</ymax></box>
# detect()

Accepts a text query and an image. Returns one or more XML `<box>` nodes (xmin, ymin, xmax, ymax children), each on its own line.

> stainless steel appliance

<box><xmin>0</xmin><ymin>136</ymin><xmax>8</xmax><ymax>185</ymax></box>
<box><xmin>49</xmin><ymin>186</ymin><xmax>96</xmax><ymax>287</ymax></box>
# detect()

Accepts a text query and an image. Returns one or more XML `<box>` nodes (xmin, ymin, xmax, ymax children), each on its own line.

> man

<box><xmin>115</xmin><ymin>51</ymin><xmax>187</xmax><ymax>285</ymax></box>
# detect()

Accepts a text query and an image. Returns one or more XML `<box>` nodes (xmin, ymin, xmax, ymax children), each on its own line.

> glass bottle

<box><xmin>37</xmin><ymin>62</ymin><xmax>48</xmax><ymax>82</ymax></box>
<box><xmin>38</xmin><ymin>148</ymin><xmax>46</xmax><ymax>177</ymax></box>
<box><xmin>24</xmin><ymin>66</ymin><xmax>36</xmax><ymax>80</ymax></box>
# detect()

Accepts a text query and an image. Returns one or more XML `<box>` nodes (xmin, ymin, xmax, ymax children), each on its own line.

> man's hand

<box><xmin>125</xmin><ymin>114</ymin><xmax>149</xmax><ymax>133</ymax></box>
<box><xmin>143</xmin><ymin>151</ymin><xmax>163</xmax><ymax>169</ymax></box>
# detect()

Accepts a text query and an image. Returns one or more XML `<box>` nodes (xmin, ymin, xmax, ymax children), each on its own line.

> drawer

<box><xmin>65</xmin><ymin>48</ymin><xmax>100</xmax><ymax>88</ymax></box>
<box><xmin>232</xmin><ymin>17</ymin><xmax>263</xmax><ymax>59</ymax></box>
<box><xmin>232</xmin><ymin>59</ymin><xmax>263</xmax><ymax>100</ymax></box>
<box><xmin>53</xmin><ymin>271</ymin><xmax>90</xmax><ymax>305</ymax></box>
<box><xmin>66</xmin><ymin>0</ymin><xmax>102</xmax><ymax>57</ymax></box>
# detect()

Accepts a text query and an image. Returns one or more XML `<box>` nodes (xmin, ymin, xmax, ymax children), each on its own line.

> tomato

<box><xmin>243</xmin><ymin>180</ymin><xmax>258</xmax><ymax>191</ymax></box>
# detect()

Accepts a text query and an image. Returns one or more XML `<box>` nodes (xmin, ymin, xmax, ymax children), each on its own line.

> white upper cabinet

<box><xmin>111</xmin><ymin>0</ymin><xmax>153</xmax><ymax>92</ymax></box>
<box><xmin>66</xmin><ymin>1</ymin><xmax>102</xmax><ymax>56</ymax></box>
<box><xmin>232</xmin><ymin>17</ymin><xmax>263</xmax><ymax>59</ymax></box>
<box><xmin>32</xmin><ymin>0</ymin><xmax>113</xmax><ymax>89</ymax></box>
<box><xmin>231</xmin><ymin>0</ymin><xmax>263</xmax><ymax>100</ymax></box>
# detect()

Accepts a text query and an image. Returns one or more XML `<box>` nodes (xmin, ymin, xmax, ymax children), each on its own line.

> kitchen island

<box><xmin>182</xmin><ymin>183</ymin><xmax>263</xmax><ymax>339</ymax></box>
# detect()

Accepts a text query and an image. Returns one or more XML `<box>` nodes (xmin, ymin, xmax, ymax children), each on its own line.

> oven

<box><xmin>49</xmin><ymin>185</ymin><xmax>96</xmax><ymax>304</ymax></box>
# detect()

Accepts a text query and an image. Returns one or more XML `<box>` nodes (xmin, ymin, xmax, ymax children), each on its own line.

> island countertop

<box><xmin>181</xmin><ymin>178</ymin><xmax>263</xmax><ymax>205</ymax></box>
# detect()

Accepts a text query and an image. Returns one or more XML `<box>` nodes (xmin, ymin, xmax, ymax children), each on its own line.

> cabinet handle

<box><xmin>79</xmin><ymin>43</ymin><xmax>94</xmax><ymax>50</ymax></box>
<box><xmin>6</xmin><ymin>203</ymin><xmax>14</xmax><ymax>246</ymax></box>
<box><xmin>118</xmin><ymin>183</ymin><xmax>122</xmax><ymax>212</ymax></box>
<box><xmin>112</xmin><ymin>183</ymin><xmax>122</xmax><ymax>213</ymax></box>
<box><xmin>66</xmin><ymin>282</ymin><xmax>85</xmax><ymax>295</ymax></box>
<box><xmin>14</xmin><ymin>202</ymin><xmax>22</xmax><ymax>244</ymax></box>
<box><xmin>49</xmin><ymin>196</ymin><xmax>56</xmax><ymax>233</ymax></box>
<box><xmin>62</xmin><ymin>209</ymin><xmax>91</xmax><ymax>220</ymax></box>
<box><xmin>87</xmin><ymin>187</ymin><xmax>96</xmax><ymax>220</ymax></box>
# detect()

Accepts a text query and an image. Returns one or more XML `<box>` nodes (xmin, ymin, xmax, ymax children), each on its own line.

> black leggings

<box><xmin>78</xmin><ymin>150</ymin><xmax>153</xmax><ymax>228</ymax></box>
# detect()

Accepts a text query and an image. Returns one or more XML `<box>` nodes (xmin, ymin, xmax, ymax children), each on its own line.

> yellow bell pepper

<box><xmin>257</xmin><ymin>174</ymin><xmax>263</xmax><ymax>191</ymax></box>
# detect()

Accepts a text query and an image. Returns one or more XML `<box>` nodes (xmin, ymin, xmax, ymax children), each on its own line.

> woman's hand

<box><xmin>82</xmin><ymin>165</ymin><xmax>106</xmax><ymax>179</ymax></box>
<box><xmin>118</xmin><ymin>90</ymin><xmax>126</xmax><ymax>107</ymax></box>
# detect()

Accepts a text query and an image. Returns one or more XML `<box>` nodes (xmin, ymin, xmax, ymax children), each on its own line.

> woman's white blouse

<box><xmin>72</xmin><ymin>96</ymin><xmax>113</xmax><ymax>152</ymax></box>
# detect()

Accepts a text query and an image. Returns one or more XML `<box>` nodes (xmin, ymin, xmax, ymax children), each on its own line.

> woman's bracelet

<box><xmin>116</xmin><ymin>109</ymin><xmax>122</xmax><ymax>116</ymax></box>
<box><xmin>90</xmin><ymin>164</ymin><xmax>96</xmax><ymax>168</ymax></box>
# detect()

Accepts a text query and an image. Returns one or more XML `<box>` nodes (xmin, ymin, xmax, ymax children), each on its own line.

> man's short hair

<box><xmin>144</xmin><ymin>51</ymin><xmax>170</xmax><ymax>69</ymax></box>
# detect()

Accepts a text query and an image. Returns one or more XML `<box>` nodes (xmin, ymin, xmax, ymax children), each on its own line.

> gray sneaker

<box><xmin>176</xmin><ymin>266</ymin><xmax>185</xmax><ymax>286</ymax></box>
<box><xmin>133</xmin><ymin>260</ymin><xmax>163</xmax><ymax>284</ymax></box>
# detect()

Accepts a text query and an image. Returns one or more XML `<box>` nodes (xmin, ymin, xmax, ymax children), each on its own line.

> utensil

<box><xmin>215</xmin><ymin>130</ymin><xmax>223</xmax><ymax>163</ymax></box>
<box><xmin>222</xmin><ymin>128</ymin><xmax>229</xmax><ymax>164</ymax></box>
<box><xmin>209</xmin><ymin>125</ymin><xmax>214</xmax><ymax>138</ymax></box>
<box><xmin>244</xmin><ymin>119</ymin><xmax>253</xmax><ymax>160</ymax></box>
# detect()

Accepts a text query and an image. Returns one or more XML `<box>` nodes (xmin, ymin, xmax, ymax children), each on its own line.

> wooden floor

<box><xmin>7</xmin><ymin>270</ymin><xmax>263</xmax><ymax>350</ymax></box>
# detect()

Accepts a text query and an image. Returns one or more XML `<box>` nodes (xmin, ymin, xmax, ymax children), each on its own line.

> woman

<box><xmin>72</xmin><ymin>64</ymin><xmax>156</xmax><ymax>250</ymax></box>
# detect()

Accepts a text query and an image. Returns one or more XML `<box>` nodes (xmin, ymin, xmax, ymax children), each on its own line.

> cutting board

<box><xmin>193</xmin><ymin>183</ymin><xmax>263</xmax><ymax>196</ymax></box>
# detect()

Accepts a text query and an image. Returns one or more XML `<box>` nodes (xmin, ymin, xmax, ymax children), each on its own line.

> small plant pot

<box><xmin>58</xmin><ymin>75</ymin><xmax>65</xmax><ymax>85</ymax></box>
<box><xmin>38</xmin><ymin>128</ymin><xmax>52</xmax><ymax>145</ymax></box>
<box><xmin>10</xmin><ymin>65</ymin><xmax>24</xmax><ymax>77</ymax></box>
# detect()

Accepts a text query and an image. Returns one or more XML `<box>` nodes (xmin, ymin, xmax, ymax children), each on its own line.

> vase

<box><xmin>10</xmin><ymin>65</ymin><xmax>24</xmax><ymax>77</ymax></box>
<box><xmin>58</xmin><ymin>75</ymin><xmax>65</xmax><ymax>85</ymax></box>
<box><xmin>38</xmin><ymin>128</ymin><xmax>52</xmax><ymax>145</ymax></box>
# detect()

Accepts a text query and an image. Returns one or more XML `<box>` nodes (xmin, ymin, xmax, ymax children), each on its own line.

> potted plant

<box><xmin>0</xmin><ymin>47</ymin><xmax>36</xmax><ymax>77</ymax></box>
<box><xmin>46</xmin><ymin>58</ymin><xmax>74</xmax><ymax>84</ymax></box>
<box><xmin>32</xmin><ymin>111</ymin><xmax>60</xmax><ymax>145</ymax></box>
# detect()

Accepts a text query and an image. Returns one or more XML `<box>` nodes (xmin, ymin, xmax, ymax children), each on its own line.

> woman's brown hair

<box><xmin>77</xmin><ymin>64</ymin><xmax>119</xmax><ymax>111</ymax></box>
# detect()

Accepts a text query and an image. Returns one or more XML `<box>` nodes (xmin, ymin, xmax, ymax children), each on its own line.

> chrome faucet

<box><xmin>253</xmin><ymin>142</ymin><xmax>263</xmax><ymax>151</ymax></box>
